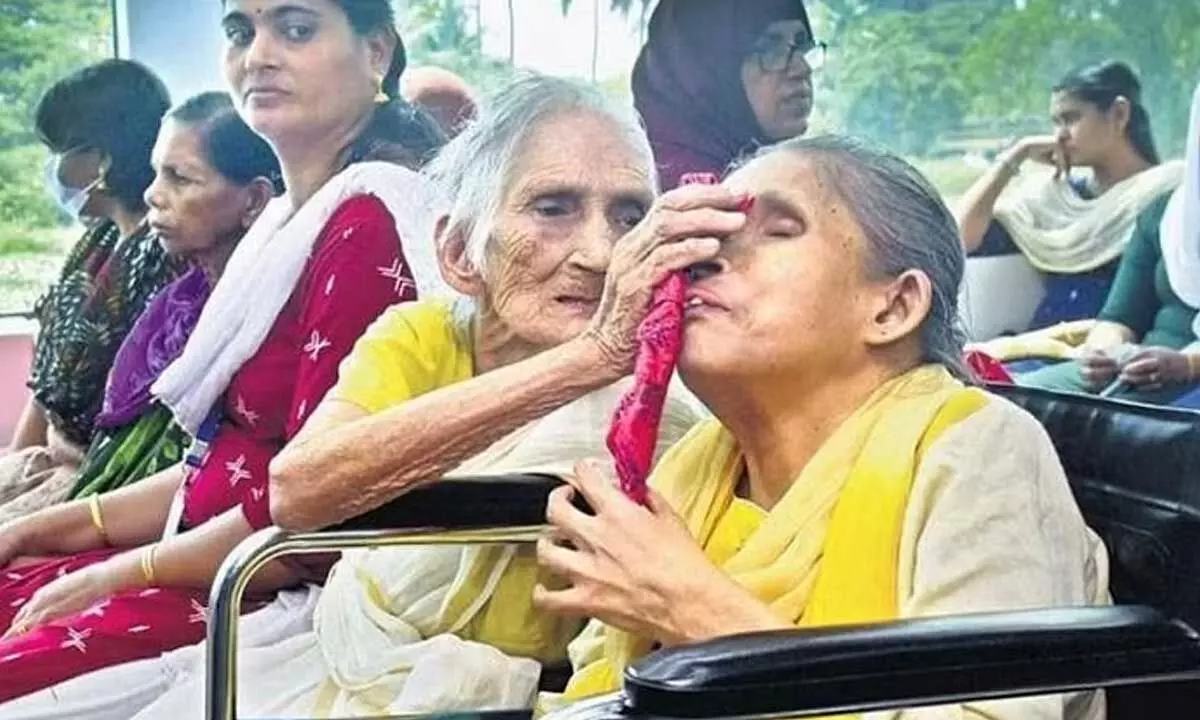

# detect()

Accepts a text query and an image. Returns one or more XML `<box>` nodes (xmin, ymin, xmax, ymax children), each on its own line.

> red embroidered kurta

<box><xmin>0</xmin><ymin>195</ymin><xmax>417</xmax><ymax>701</ymax></box>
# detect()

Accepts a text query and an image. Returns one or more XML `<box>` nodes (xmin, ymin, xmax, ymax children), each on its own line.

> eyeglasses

<box><xmin>751</xmin><ymin>34</ymin><xmax>828</xmax><ymax>74</ymax></box>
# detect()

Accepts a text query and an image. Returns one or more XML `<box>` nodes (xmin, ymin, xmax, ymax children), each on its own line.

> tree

<box><xmin>560</xmin><ymin>0</ymin><xmax>652</xmax><ymax>15</ymax></box>
<box><xmin>400</xmin><ymin>0</ymin><xmax>512</xmax><ymax>94</ymax></box>
<box><xmin>0</xmin><ymin>0</ymin><xmax>111</xmax><ymax>231</ymax></box>
<box><xmin>954</xmin><ymin>0</ymin><xmax>1200</xmax><ymax>154</ymax></box>
<box><xmin>815</xmin><ymin>0</ymin><xmax>1199</xmax><ymax>157</ymax></box>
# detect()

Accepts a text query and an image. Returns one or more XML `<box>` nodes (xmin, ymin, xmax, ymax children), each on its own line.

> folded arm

<box><xmin>270</xmin><ymin>336</ymin><xmax>620</xmax><ymax>532</ymax></box>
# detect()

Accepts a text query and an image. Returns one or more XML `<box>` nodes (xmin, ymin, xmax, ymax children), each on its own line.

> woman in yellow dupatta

<box><xmin>537</xmin><ymin>136</ymin><xmax>1109</xmax><ymax>720</ymax></box>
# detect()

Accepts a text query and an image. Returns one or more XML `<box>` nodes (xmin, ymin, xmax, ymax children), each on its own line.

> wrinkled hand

<box><xmin>2</xmin><ymin>563</ymin><xmax>122</xmax><ymax>639</ymax></box>
<box><xmin>583</xmin><ymin>184</ymin><xmax>747</xmax><ymax>376</ymax></box>
<box><xmin>1015</xmin><ymin>135</ymin><xmax>1070</xmax><ymax>180</ymax></box>
<box><xmin>1119</xmin><ymin>347</ymin><xmax>1192</xmax><ymax>389</ymax></box>
<box><xmin>1078</xmin><ymin>348</ymin><xmax>1120</xmax><ymax>390</ymax></box>
<box><xmin>534</xmin><ymin>459</ymin><xmax>726</xmax><ymax>645</ymax></box>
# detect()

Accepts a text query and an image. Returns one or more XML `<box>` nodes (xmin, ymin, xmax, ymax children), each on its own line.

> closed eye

<box><xmin>611</xmin><ymin>201</ymin><xmax>647</xmax><ymax>230</ymax></box>
<box><xmin>163</xmin><ymin>167</ymin><xmax>195</xmax><ymax>186</ymax></box>
<box><xmin>764</xmin><ymin>219</ymin><xmax>804</xmax><ymax>238</ymax></box>
<box><xmin>531</xmin><ymin>195</ymin><xmax>578</xmax><ymax>219</ymax></box>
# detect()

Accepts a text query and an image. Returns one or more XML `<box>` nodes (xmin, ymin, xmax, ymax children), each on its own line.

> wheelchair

<box><xmin>205</xmin><ymin>384</ymin><xmax>1200</xmax><ymax>719</ymax></box>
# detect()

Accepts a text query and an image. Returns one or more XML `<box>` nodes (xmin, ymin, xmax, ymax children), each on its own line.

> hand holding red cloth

<box><xmin>605</xmin><ymin>172</ymin><xmax>720</xmax><ymax>504</ymax></box>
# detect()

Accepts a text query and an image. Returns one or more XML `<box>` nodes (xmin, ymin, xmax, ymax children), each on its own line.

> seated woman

<box><xmin>537</xmin><ymin>136</ymin><xmax>1108</xmax><ymax>720</ymax></box>
<box><xmin>957</xmin><ymin>60</ymin><xmax>1181</xmax><ymax>330</ymax></box>
<box><xmin>633</xmin><ymin>0</ymin><xmax>820</xmax><ymax>189</ymax></box>
<box><xmin>98</xmin><ymin>74</ymin><xmax>705</xmax><ymax>720</ymax></box>
<box><xmin>0</xmin><ymin>0</ymin><xmax>445</xmax><ymax>701</ymax></box>
<box><xmin>1019</xmin><ymin>81</ymin><xmax>1200</xmax><ymax>406</ymax></box>
<box><xmin>0</xmin><ymin>92</ymin><xmax>281</xmax><ymax>526</ymax></box>
<box><xmin>0</xmin><ymin>60</ymin><xmax>180</xmax><ymax>513</ymax></box>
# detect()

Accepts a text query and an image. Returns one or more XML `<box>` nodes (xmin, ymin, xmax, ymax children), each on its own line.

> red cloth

<box><xmin>964</xmin><ymin>349</ymin><xmax>1014</xmax><ymax>385</ymax></box>
<box><xmin>606</xmin><ymin>273</ymin><xmax>686</xmax><ymax>505</ymax></box>
<box><xmin>0</xmin><ymin>194</ymin><xmax>415</xmax><ymax>701</ymax></box>
<box><xmin>606</xmin><ymin>172</ymin><xmax>719</xmax><ymax>504</ymax></box>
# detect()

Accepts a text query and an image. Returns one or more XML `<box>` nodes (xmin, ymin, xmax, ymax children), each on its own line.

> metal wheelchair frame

<box><xmin>205</xmin><ymin>524</ymin><xmax>544</xmax><ymax>720</ymax></box>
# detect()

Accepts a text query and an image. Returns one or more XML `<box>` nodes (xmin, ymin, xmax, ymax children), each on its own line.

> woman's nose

<box><xmin>144</xmin><ymin>180</ymin><xmax>164</xmax><ymax>210</ymax></box>
<box><xmin>243</xmin><ymin>30</ymin><xmax>281</xmax><ymax>72</ymax></box>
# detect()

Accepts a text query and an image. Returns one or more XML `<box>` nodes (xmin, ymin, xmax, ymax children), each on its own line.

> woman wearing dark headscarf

<box><xmin>632</xmin><ymin>0</ymin><xmax>820</xmax><ymax>189</ymax></box>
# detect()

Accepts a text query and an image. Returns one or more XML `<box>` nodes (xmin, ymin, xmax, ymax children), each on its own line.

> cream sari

<box><xmin>124</xmin><ymin>380</ymin><xmax>700</xmax><ymax>719</ymax></box>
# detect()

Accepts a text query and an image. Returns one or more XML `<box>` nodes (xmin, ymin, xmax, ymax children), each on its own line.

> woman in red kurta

<box><xmin>0</xmin><ymin>194</ymin><xmax>418</xmax><ymax>700</ymax></box>
<box><xmin>0</xmin><ymin>0</ymin><xmax>447</xmax><ymax>700</ymax></box>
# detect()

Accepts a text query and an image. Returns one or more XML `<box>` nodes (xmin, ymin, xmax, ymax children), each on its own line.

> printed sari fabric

<box><xmin>27</xmin><ymin>219</ymin><xmax>182</xmax><ymax>446</ymax></box>
<box><xmin>69</xmin><ymin>268</ymin><xmax>213</xmax><ymax>499</ymax></box>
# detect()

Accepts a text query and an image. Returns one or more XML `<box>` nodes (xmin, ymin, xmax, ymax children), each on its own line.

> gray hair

<box><xmin>752</xmin><ymin>135</ymin><xmax>969</xmax><ymax>380</ymax></box>
<box><xmin>422</xmin><ymin>73</ymin><xmax>657</xmax><ymax>274</ymax></box>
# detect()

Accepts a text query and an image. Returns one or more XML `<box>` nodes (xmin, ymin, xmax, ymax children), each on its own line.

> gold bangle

<box><xmin>139</xmin><ymin>544</ymin><xmax>158</xmax><ymax>587</ymax></box>
<box><xmin>88</xmin><ymin>495</ymin><xmax>110</xmax><ymax>545</ymax></box>
<box><xmin>1187</xmin><ymin>354</ymin><xmax>1199</xmax><ymax>382</ymax></box>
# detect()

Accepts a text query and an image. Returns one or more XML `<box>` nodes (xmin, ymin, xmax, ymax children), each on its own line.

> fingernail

<box><xmin>737</xmin><ymin>194</ymin><xmax>756</xmax><ymax>213</ymax></box>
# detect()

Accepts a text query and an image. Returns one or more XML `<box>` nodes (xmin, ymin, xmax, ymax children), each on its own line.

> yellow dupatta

<box><xmin>561</xmin><ymin>365</ymin><xmax>989</xmax><ymax>702</ymax></box>
<box><xmin>304</xmin><ymin>302</ymin><xmax>704</xmax><ymax>717</ymax></box>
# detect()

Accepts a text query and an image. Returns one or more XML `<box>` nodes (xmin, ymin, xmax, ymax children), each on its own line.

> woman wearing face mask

<box><xmin>0</xmin><ymin>60</ymin><xmax>181</xmax><ymax>518</ymax></box>
<box><xmin>957</xmin><ymin>60</ymin><xmax>1182</xmax><ymax>330</ymax></box>
<box><xmin>0</xmin><ymin>92</ymin><xmax>281</xmax><ymax>528</ymax></box>
<box><xmin>632</xmin><ymin>0</ymin><xmax>821</xmax><ymax>190</ymax></box>
<box><xmin>0</xmin><ymin>0</ymin><xmax>445</xmax><ymax>702</ymax></box>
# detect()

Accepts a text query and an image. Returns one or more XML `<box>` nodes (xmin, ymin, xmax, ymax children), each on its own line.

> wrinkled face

<box><xmin>741</xmin><ymin>20</ymin><xmax>815</xmax><ymax>141</ymax></box>
<box><xmin>221</xmin><ymin>0</ymin><xmax>383</xmax><ymax>147</ymax></box>
<box><xmin>144</xmin><ymin>118</ymin><xmax>258</xmax><ymax>259</ymax></box>
<box><xmin>679</xmin><ymin>151</ymin><xmax>899</xmax><ymax>385</ymax></box>
<box><xmin>479</xmin><ymin>110</ymin><xmax>654</xmax><ymax>349</ymax></box>
<box><xmin>1050</xmin><ymin>91</ymin><xmax>1126</xmax><ymax>168</ymax></box>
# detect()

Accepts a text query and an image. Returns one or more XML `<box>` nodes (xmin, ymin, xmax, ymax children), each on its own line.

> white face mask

<box><xmin>43</xmin><ymin>152</ymin><xmax>104</xmax><ymax>222</ymax></box>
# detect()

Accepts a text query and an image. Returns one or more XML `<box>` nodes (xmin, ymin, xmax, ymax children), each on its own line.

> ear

<box><xmin>365</xmin><ymin>28</ymin><xmax>398</xmax><ymax>79</ymax></box>
<box><xmin>241</xmin><ymin>177</ymin><xmax>276</xmax><ymax>228</ymax></box>
<box><xmin>92</xmin><ymin>151</ymin><xmax>114</xmax><ymax>193</ymax></box>
<box><xmin>1109</xmin><ymin>95</ymin><xmax>1132</xmax><ymax>132</ymax></box>
<box><xmin>435</xmin><ymin>215</ymin><xmax>487</xmax><ymax>298</ymax></box>
<box><xmin>862</xmin><ymin>270</ymin><xmax>933</xmax><ymax>348</ymax></box>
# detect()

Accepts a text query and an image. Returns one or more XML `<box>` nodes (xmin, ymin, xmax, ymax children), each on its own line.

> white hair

<box><xmin>423</xmin><ymin>73</ymin><xmax>657</xmax><ymax>275</ymax></box>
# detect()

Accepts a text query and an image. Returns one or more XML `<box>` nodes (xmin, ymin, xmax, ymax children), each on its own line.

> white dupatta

<box><xmin>241</xmin><ymin>380</ymin><xmax>702</xmax><ymax>717</ymax></box>
<box><xmin>995</xmin><ymin>160</ymin><xmax>1182</xmax><ymax>274</ymax></box>
<box><xmin>152</xmin><ymin>162</ymin><xmax>447</xmax><ymax>434</ymax></box>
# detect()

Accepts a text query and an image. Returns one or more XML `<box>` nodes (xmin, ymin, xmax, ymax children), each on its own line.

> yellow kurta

<box><xmin>557</xmin><ymin>366</ymin><xmax>1108</xmax><ymax>720</ymax></box>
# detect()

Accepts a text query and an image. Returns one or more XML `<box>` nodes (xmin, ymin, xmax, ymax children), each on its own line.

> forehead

<box><xmin>505</xmin><ymin>110</ymin><xmax>653</xmax><ymax>198</ymax></box>
<box><xmin>1050</xmin><ymin>91</ymin><xmax>1091</xmax><ymax>116</ymax></box>
<box><xmin>153</xmin><ymin>119</ymin><xmax>206</xmax><ymax>163</ymax></box>
<box><xmin>727</xmin><ymin>151</ymin><xmax>848</xmax><ymax>221</ymax></box>
<box><xmin>757</xmin><ymin>20</ymin><xmax>811</xmax><ymax>43</ymax></box>
<box><xmin>223</xmin><ymin>0</ymin><xmax>331</xmax><ymax>19</ymax></box>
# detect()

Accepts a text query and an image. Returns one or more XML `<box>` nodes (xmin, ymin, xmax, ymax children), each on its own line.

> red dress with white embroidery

<box><xmin>0</xmin><ymin>195</ymin><xmax>415</xmax><ymax>701</ymax></box>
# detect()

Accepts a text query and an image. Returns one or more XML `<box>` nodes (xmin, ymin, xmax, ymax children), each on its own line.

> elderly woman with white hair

<box><xmin>11</xmin><ymin>74</ymin><xmax>705</xmax><ymax>719</ymax></box>
<box><xmin>535</xmin><ymin>136</ymin><xmax>1110</xmax><ymax>720</ymax></box>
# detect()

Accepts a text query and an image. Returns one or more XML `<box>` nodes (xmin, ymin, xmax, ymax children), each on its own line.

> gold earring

<box><xmin>374</xmin><ymin>74</ymin><xmax>389</xmax><ymax>104</ymax></box>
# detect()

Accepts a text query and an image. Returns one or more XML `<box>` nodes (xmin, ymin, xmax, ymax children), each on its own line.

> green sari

<box><xmin>68</xmin><ymin>404</ymin><xmax>188</xmax><ymax>499</ymax></box>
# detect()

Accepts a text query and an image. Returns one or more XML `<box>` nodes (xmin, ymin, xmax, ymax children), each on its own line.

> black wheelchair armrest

<box><xmin>331</xmin><ymin>472</ymin><xmax>572</xmax><ymax>531</ymax></box>
<box><xmin>208</xmin><ymin>473</ymin><xmax>584</xmax><ymax>720</ymax></box>
<box><xmin>621</xmin><ymin>606</ymin><xmax>1200</xmax><ymax>718</ymax></box>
